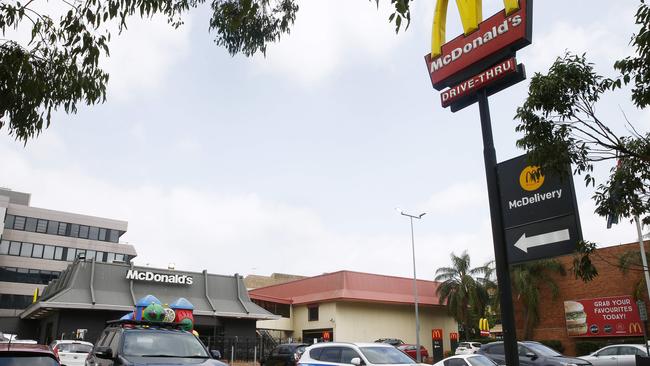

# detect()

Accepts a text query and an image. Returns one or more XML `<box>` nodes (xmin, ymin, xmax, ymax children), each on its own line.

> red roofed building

<box><xmin>249</xmin><ymin>270</ymin><xmax>458</xmax><ymax>356</ymax></box>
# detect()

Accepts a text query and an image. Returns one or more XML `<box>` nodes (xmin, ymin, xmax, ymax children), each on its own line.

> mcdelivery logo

<box><xmin>519</xmin><ymin>166</ymin><xmax>544</xmax><ymax>191</ymax></box>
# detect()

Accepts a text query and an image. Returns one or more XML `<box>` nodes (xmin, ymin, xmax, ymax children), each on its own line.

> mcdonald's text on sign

<box><xmin>441</xmin><ymin>58</ymin><xmax>517</xmax><ymax>108</ymax></box>
<box><xmin>425</xmin><ymin>0</ymin><xmax>532</xmax><ymax>91</ymax></box>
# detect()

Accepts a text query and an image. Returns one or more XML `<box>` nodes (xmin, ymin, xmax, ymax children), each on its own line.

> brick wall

<box><xmin>512</xmin><ymin>241</ymin><xmax>649</xmax><ymax>355</ymax></box>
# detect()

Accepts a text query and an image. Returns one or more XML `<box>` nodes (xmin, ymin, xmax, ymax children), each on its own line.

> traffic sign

<box><xmin>497</xmin><ymin>154</ymin><xmax>582</xmax><ymax>264</ymax></box>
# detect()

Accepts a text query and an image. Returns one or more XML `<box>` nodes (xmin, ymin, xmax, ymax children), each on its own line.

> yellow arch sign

<box><xmin>431</xmin><ymin>0</ymin><xmax>520</xmax><ymax>58</ymax></box>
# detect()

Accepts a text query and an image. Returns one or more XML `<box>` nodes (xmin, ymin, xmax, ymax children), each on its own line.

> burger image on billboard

<box><xmin>565</xmin><ymin>301</ymin><xmax>588</xmax><ymax>336</ymax></box>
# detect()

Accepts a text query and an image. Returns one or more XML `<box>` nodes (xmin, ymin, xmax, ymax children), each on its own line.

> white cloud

<box><xmin>251</xmin><ymin>0</ymin><xmax>403</xmax><ymax>85</ymax></box>
<box><xmin>102</xmin><ymin>15</ymin><xmax>193</xmax><ymax>100</ymax></box>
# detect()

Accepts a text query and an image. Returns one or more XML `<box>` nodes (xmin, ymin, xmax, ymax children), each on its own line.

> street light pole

<box><xmin>399</xmin><ymin>210</ymin><xmax>426</xmax><ymax>363</ymax></box>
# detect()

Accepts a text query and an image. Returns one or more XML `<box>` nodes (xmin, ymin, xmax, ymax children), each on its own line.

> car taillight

<box><xmin>52</xmin><ymin>346</ymin><xmax>59</xmax><ymax>361</ymax></box>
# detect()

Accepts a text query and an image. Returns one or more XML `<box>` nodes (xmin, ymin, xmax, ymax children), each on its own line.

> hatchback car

<box><xmin>298</xmin><ymin>342</ymin><xmax>425</xmax><ymax>366</ymax></box>
<box><xmin>433</xmin><ymin>354</ymin><xmax>499</xmax><ymax>366</ymax></box>
<box><xmin>455</xmin><ymin>343</ymin><xmax>483</xmax><ymax>355</ymax></box>
<box><xmin>578</xmin><ymin>344</ymin><xmax>647</xmax><ymax>366</ymax></box>
<box><xmin>50</xmin><ymin>340</ymin><xmax>94</xmax><ymax>366</ymax></box>
<box><xmin>0</xmin><ymin>343</ymin><xmax>60</xmax><ymax>366</ymax></box>
<box><xmin>397</xmin><ymin>344</ymin><xmax>429</xmax><ymax>360</ymax></box>
<box><xmin>479</xmin><ymin>341</ymin><xmax>592</xmax><ymax>366</ymax></box>
<box><xmin>262</xmin><ymin>343</ymin><xmax>309</xmax><ymax>366</ymax></box>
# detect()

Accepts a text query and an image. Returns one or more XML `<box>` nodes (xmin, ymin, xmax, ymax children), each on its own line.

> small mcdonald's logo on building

<box><xmin>432</xmin><ymin>329</ymin><xmax>443</xmax><ymax>340</ymax></box>
<box><xmin>629</xmin><ymin>322</ymin><xmax>643</xmax><ymax>335</ymax></box>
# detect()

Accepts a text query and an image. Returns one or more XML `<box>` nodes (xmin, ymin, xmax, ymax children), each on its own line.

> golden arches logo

<box><xmin>629</xmin><ymin>322</ymin><xmax>643</xmax><ymax>334</ymax></box>
<box><xmin>432</xmin><ymin>329</ymin><xmax>443</xmax><ymax>340</ymax></box>
<box><xmin>431</xmin><ymin>0</ymin><xmax>520</xmax><ymax>57</ymax></box>
<box><xmin>519</xmin><ymin>166</ymin><xmax>544</xmax><ymax>191</ymax></box>
<box><xmin>479</xmin><ymin>318</ymin><xmax>489</xmax><ymax>331</ymax></box>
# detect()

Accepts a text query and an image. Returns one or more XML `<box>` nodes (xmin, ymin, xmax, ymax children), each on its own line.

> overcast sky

<box><xmin>1</xmin><ymin>0</ymin><xmax>647</xmax><ymax>280</ymax></box>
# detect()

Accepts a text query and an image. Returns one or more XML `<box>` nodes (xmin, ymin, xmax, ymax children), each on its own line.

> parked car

<box><xmin>397</xmin><ymin>344</ymin><xmax>429</xmax><ymax>360</ymax></box>
<box><xmin>455</xmin><ymin>342</ymin><xmax>483</xmax><ymax>355</ymax></box>
<box><xmin>0</xmin><ymin>343</ymin><xmax>60</xmax><ymax>365</ymax></box>
<box><xmin>374</xmin><ymin>339</ymin><xmax>405</xmax><ymax>347</ymax></box>
<box><xmin>578</xmin><ymin>344</ymin><xmax>647</xmax><ymax>366</ymax></box>
<box><xmin>433</xmin><ymin>354</ymin><xmax>499</xmax><ymax>366</ymax></box>
<box><xmin>85</xmin><ymin>320</ymin><xmax>226</xmax><ymax>366</ymax></box>
<box><xmin>50</xmin><ymin>339</ymin><xmax>93</xmax><ymax>366</ymax></box>
<box><xmin>298</xmin><ymin>342</ymin><xmax>425</xmax><ymax>366</ymax></box>
<box><xmin>478</xmin><ymin>341</ymin><xmax>592</xmax><ymax>366</ymax></box>
<box><xmin>262</xmin><ymin>343</ymin><xmax>309</xmax><ymax>366</ymax></box>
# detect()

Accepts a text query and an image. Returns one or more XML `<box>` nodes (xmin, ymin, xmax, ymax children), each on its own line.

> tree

<box><xmin>515</xmin><ymin>0</ymin><xmax>650</xmax><ymax>228</ymax></box>
<box><xmin>0</xmin><ymin>0</ymin><xmax>414</xmax><ymax>143</ymax></box>
<box><xmin>510</xmin><ymin>259</ymin><xmax>565</xmax><ymax>339</ymax></box>
<box><xmin>434</xmin><ymin>251</ymin><xmax>490</xmax><ymax>340</ymax></box>
<box><xmin>618</xmin><ymin>248</ymin><xmax>650</xmax><ymax>299</ymax></box>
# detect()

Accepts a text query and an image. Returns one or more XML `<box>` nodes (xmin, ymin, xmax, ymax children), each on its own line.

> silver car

<box><xmin>578</xmin><ymin>344</ymin><xmax>647</xmax><ymax>366</ymax></box>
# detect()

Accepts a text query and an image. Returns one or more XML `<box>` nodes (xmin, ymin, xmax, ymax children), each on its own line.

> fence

<box><xmin>199</xmin><ymin>332</ymin><xmax>292</xmax><ymax>363</ymax></box>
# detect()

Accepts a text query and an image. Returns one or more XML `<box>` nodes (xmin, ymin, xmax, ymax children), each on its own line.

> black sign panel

<box><xmin>497</xmin><ymin>154</ymin><xmax>582</xmax><ymax>264</ymax></box>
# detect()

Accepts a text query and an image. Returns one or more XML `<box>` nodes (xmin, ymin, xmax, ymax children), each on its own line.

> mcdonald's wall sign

<box><xmin>424</xmin><ymin>0</ymin><xmax>533</xmax><ymax>109</ymax></box>
<box><xmin>432</xmin><ymin>329</ymin><xmax>444</xmax><ymax>340</ymax></box>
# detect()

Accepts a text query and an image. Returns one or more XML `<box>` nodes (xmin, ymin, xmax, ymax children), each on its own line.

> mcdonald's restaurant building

<box><xmin>16</xmin><ymin>259</ymin><xmax>277</xmax><ymax>349</ymax></box>
<box><xmin>514</xmin><ymin>241</ymin><xmax>650</xmax><ymax>356</ymax></box>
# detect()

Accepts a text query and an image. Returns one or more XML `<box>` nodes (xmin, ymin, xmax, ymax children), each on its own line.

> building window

<box><xmin>98</xmin><ymin>228</ymin><xmax>107</xmax><ymax>241</ymax></box>
<box><xmin>69</xmin><ymin>224</ymin><xmax>79</xmax><ymax>237</ymax></box>
<box><xmin>109</xmin><ymin>230</ymin><xmax>119</xmax><ymax>243</ymax></box>
<box><xmin>0</xmin><ymin>240</ymin><xmax>9</xmax><ymax>255</ymax></box>
<box><xmin>4</xmin><ymin>214</ymin><xmax>14</xmax><ymax>229</ymax></box>
<box><xmin>114</xmin><ymin>253</ymin><xmax>124</xmax><ymax>262</ymax></box>
<box><xmin>42</xmin><ymin>245</ymin><xmax>55</xmax><ymax>260</ymax></box>
<box><xmin>25</xmin><ymin>217</ymin><xmax>38</xmax><ymax>232</ymax></box>
<box><xmin>95</xmin><ymin>251</ymin><xmax>104</xmax><ymax>262</ymax></box>
<box><xmin>88</xmin><ymin>227</ymin><xmax>99</xmax><ymax>240</ymax></box>
<box><xmin>36</xmin><ymin>219</ymin><xmax>48</xmax><ymax>233</ymax></box>
<box><xmin>46</xmin><ymin>220</ymin><xmax>59</xmax><ymax>235</ymax></box>
<box><xmin>0</xmin><ymin>294</ymin><xmax>33</xmax><ymax>309</ymax></box>
<box><xmin>13</xmin><ymin>216</ymin><xmax>25</xmax><ymax>230</ymax></box>
<box><xmin>308</xmin><ymin>305</ymin><xmax>319</xmax><ymax>321</ymax></box>
<box><xmin>54</xmin><ymin>247</ymin><xmax>64</xmax><ymax>260</ymax></box>
<box><xmin>58</xmin><ymin>222</ymin><xmax>68</xmax><ymax>236</ymax></box>
<box><xmin>9</xmin><ymin>242</ymin><xmax>21</xmax><ymax>256</ymax></box>
<box><xmin>66</xmin><ymin>248</ymin><xmax>76</xmax><ymax>261</ymax></box>
<box><xmin>19</xmin><ymin>243</ymin><xmax>32</xmax><ymax>257</ymax></box>
<box><xmin>32</xmin><ymin>244</ymin><xmax>44</xmax><ymax>258</ymax></box>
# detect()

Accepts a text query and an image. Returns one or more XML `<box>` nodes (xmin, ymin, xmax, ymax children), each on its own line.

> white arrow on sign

<box><xmin>514</xmin><ymin>229</ymin><xmax>570</xmax><ymax>253</ymax></box>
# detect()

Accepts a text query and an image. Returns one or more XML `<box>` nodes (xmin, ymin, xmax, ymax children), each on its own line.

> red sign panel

<box><xmin>441</xmin><ymin>58</ymin><xmax>517</xmax><ymax>107</ymax></box>
<box><xmin>431</xmin><ymin>329</ymin><xmax>443</xmax><ymax>340</ymax></box>
<box><xmin>424</xmin><ymin>0</ymin><xmax>531</xmax><ymax>90</ymax></box>
<box><xmin>449</xmin><ymin>332</ymin><xmax>458</xmax><ymax>341</ymax></box>
<box><xmin>564</xmin><ymin>295</ymin><xmax>643</xmax><ymax>337</ymax></box>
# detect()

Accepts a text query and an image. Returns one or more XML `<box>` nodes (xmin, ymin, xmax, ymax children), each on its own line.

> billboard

<box><xmin>564</xmin><ymin>295</ymin><xmax>644</xmax><ymax>337</ymax></box>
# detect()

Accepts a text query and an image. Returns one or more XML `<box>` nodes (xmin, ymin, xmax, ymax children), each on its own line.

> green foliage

<box><xmin>435</xmin><ymin>252</ymin><xmax>494</xmax><ymax>340</ymax></box>
<box><xmin>510</xmin><ymin>259</ymin><xmax>566</xmax><ymax>339</ymax></box>
<box><xmin>538</xmin><ymin>340</ymin><xmax>564</xmax><ymax>354</ymax></box>
<box><xmin>618</xmin><ymin>249</ymin><xmax>648</xmax><ymax>299</ymax></box>
<box><xmin>571</xmin><ymin>240</ymin><xmax>599</xmax><ymax>282</ymax></box>
<box><xmin>0</xmin><ymin>0</ymin><xmax>414</xmax><ymax>143</ymax></box>
<box><xmin>515</xmin><ymin>0</ymin><xmax>650</xmax><ymax>230</ymax></box>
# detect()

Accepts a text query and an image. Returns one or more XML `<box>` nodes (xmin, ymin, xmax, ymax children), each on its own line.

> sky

<box><xmin>1</xmin><ymin>0</ymin><xmax>648</xmax><ymax>281</ymax></box>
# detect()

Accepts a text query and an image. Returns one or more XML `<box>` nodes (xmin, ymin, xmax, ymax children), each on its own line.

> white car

<box><xmin>298</xmin><ymin>342</ymin><xmax>427</xmax><ymax>366</ymax></box>
<box><xmin>434</xmin><ymin>354</ymin><xmax>499</xmax><ymax>366</ymax></box>
<box><xmin>455</xmin><ymin>342</ymin><xmax>483</xmax><ymax>355</ymax></box>
<box><xmin>578</xmin><ymin>344</ymin><xmax>647</xmax><ymax>366</ymax></box>
<box><xmin>50</xmin><ymin>340</ymin><xmax>93</xmax><ymax>366</ymax></box>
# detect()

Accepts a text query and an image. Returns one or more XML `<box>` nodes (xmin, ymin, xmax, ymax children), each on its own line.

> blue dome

<box><xmin>136</xmin><ymin>294</ymin><xmax>162</xmax><ymax>307</ymax></box>
<box><xmin>170</xmin><ymin>297</ymin><xmax>194</xmax><ymax>310</ymax></box>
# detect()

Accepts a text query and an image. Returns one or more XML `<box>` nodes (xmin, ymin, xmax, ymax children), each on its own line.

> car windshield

<box><xmin>524</xmin><ymin>343</ymin><xmax>561</xmax><ymax>357</ymax></box>
<box><xmin>458</xmin><ymin>343</ymin><xmax>470</xmax><ymax>348</ymax></box>
<box><xmin>467</xmin><ymin>355</ymin><xmax>498</xmax><ymax>366</ymax></box>
<box><xmin>123</xmin><ymin>330</ymin><xmax>209</xmax><ymax>358</ymax></box>
<box><xmin>0</xmin><ymin>356</ymin><xmax>59</xmax><ymax>366</ymax></box>
<box><xmin>360</xmin><ymin>346</ymin><xmax>417</xmax><ymax>364</ymax></box>
<box><xmin>57</xmin><ymin>343</ymin><xmax>93</xmax><ymax>353</ymax></box>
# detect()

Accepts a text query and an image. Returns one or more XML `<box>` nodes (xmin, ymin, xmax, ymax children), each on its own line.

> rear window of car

<box><xmin>472</xmin><ymin>343</ymin><xmax>482</xmax><ymax>348</ymax></box>
<box><xmin>0</xmin><ymin>356</ymin><xmax>59</xmax><ymax>366</ymax></box>
<box><xmin>485</xmin><ymin>344</ymin><xmax>504</xmax><ymax>355</ymax></box>
<box><xmin>459</xmin><ymin>343</ymin><xmax>470</xmax><ymax>348</ymax></box>
<box><xmin>309</xmin><ymin>347</ymin><xmax>323</xmax><ymax>360</ymax></box>
<box><xmin>57</xmin><ymin>343</ymin><xmax>93</xmax><ymax>353</ymax></box>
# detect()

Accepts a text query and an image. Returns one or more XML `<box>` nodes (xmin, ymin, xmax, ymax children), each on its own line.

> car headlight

<box><xmin>564</xmin><ymin>363</ymin><xmax>578</xmax><ymax>366</ymax></box>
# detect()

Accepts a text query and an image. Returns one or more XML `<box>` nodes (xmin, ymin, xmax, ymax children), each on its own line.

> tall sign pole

<box><xmin>477</xmin><ymin>90</ymin><xmax>519</xmax><ymax>366</ymax></box>
<box><xmin>424</xmin><ymin>3</ymin><xmax>535</xmax><ymax>366</ymax></box>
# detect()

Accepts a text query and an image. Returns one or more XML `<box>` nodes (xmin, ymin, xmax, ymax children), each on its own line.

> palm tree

<box><xmin>435</xmin><ymin>251</ymin><xmax>490</xmax><ymax>340</ymax></box>
<box><xmin>511</xmin><ymin>259</ymin><xmax>565</xmax><ymax>339</ymax></box>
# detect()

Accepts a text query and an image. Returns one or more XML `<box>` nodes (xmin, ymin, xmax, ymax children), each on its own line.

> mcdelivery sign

<box><xmin>126</xmin><ymin>269</ymin><xmax>194</xmax><ymax>285</ymax></box>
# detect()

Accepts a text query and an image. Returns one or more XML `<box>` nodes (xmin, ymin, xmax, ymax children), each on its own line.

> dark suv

<box><xmin>86</xmin><ymin>320</ymin><xmax>226</xmax><ymax>366</ymax></box>
<box><xmin>262</xmin><ymin>343</ymin><xmax>308</xmax><ymax>366</ymax></box>
<box><xmin>479</xmin><ymin>341</ymin><xmax>591</xmax><ymax>366</ymax></box>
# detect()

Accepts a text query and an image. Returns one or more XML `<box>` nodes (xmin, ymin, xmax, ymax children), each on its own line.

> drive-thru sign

<box><xmin>497</xmin><ymin>154</ymin><xmax>583</xmax><ymax>264</ymax></box>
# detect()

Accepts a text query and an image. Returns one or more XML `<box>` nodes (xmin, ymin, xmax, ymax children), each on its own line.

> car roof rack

<box><xmin>105</xmin><ymin>319</ymin><xmax>186</xmax><ymax>330</ymax></box>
